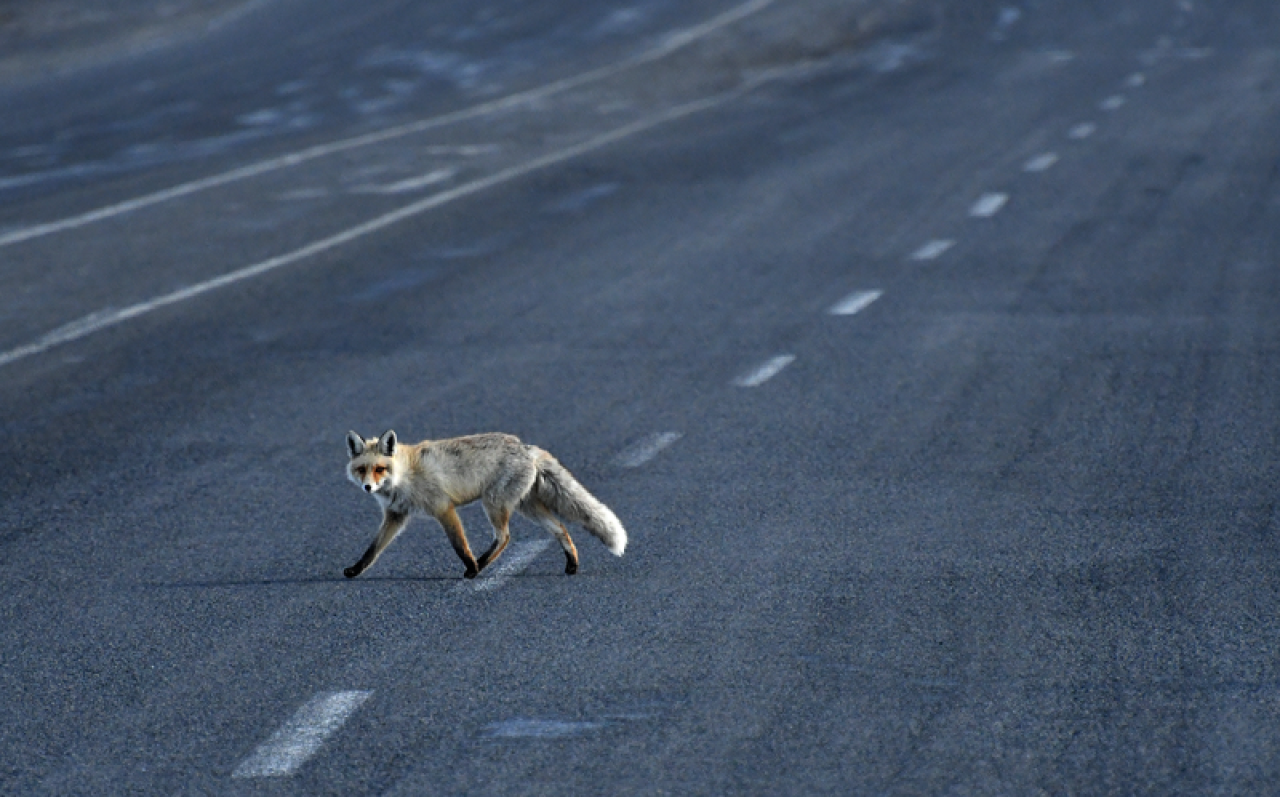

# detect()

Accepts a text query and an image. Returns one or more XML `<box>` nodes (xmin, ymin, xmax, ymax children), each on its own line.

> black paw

<box><xmin>344</xmin><ymin>566</ymin><xmax>360</xmax><ymax>579</ymax></box>
<box><xmin>564</xmin><ymin>561</ymin><xmax>578</xmax><ymax>575</ymax></box>
<box><xmin>464</xmin><ymin>568</ymin><xmax>479</xmax><ymax>580</ymax></box>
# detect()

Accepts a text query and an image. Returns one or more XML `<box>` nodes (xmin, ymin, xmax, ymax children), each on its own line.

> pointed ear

<box><xmin>377</xmin><ymin>430</ymin><xmax>397</xmax><ymax>456</ymax></box>
<box><xmin>346</xmin><ymin>431</ymin><xmax>366</xmax><ymax>458</ymax></box>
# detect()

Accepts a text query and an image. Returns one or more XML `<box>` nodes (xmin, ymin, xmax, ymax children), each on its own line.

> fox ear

<box><xmin>346</xmin><ymin>431</ymin><xmax>366</xmax><ymax>458</ymax></box>
<box><xmin>377</xmin><ymin>430</ymin><xmax>397</xmax><ymax>456</ymax></box>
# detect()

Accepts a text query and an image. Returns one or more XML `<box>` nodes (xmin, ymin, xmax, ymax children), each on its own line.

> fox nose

<box><xmin>364</xmin><ymin>484</ymin><xmax>372</xmax><ymax>492</ymax></box>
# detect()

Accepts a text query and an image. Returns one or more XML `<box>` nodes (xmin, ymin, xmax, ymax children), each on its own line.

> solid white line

<box><xmin>0</xmin><ymin>0</ymin><xmax>776</xmax><ymax>250</ymax></box>
<box><xmin>1023</xmin><ymin>152</ymin><xmax>1059</xmax><ymax>173</ymax></box>
<box><xmin>351</xmin><ymin>168</ymin><xmax>456</xmax><ymax>194</ymax></box>
<box><xmin>910</xmin><ymin>239</ymin><xmax>954</xmax><ymax>261</ymax></box>
<box><xmin>613</xmin><ymin>432</ymin><xmax>682</xmax><ymax>468</ymax></box>
<box><xmin>0</xmin><ymin>89</ymin><xmax>755</xmax><ymax>370</ymax></box>
<box><xmin>828</xmin><ymin>289</ymin><xmax>883</xmax><ymax>316</ymax></box>
<box><xmin>969</xmin><ymin>193</ymin><xmax>1009</xmax><ymax>218</ymax></box>
<box><xmin>734</xmin><ymin>354</ymin><xmax>795</xmax><ymax>388</ymax></box>
<box><xmin>465</xmin><ymin>540</ymin><xmax>553</xmax><ymax>593</ymax></box>
<box><xmin>232</xmin><ymin>691</ymin><xmax>372</xmax><ymax>778</ymax></box>
<box><xmin>1068</xmin><ymin>122</ymin><xmax>1097</xmax><ymax>139</ymax></box>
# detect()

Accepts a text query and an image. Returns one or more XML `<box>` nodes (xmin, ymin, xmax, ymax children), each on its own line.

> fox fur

<box><xmin>344</xmin><ymin>430</ymin><xmax>626</xmax><ymax>579</ymax></box>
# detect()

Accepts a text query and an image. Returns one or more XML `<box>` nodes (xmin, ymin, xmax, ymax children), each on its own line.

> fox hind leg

<box><xmin>522</xmin><ymin>499</ymin><xmax>579</xmax><ymax>575</ymax></box>
<box><xmin>435</xmin><ymin>506</ymin><xmax>480</xmax><ymax>578</ymax></box>
<box><xmin>476</xmin><ymin>503</ymin><xmax>512</xmax><ymax>573</ymax></box>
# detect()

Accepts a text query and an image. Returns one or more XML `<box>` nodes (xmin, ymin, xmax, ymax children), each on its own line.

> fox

<box><xmin>343</xmin><ymin>429</ymin><xmax>627</xmax><ymax>579</ymax></box>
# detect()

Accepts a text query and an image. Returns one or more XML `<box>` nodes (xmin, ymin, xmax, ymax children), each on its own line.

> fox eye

<box><xmin>355</xmin><ymin>466</ymin><xmax>366</xmax><ymax>476</ymax></box>
<box><xmin>373</xmin><ymin>466</ymin><xmax>388</xmax><ymax>475</ymax></box>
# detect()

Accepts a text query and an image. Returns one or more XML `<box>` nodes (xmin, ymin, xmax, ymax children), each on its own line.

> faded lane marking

<box><xmin>734</xmin><ymin>354</ymin><xmax>795</xmax><ymax>388</ymax></box>
<box><xmin>969</xmin><ymin>193</ymin><xmax>1009</xmax><ymax>218</ymax></box>
<box><xmin>829</xmin><ymin>290</ymin><xmax>883</xmax><ymax>316</ymax></box>
<box><xmin>910</xmin><ymin>239</ymin><xmax>954</xmax><ymax>261</ymax></box>
<box><xmin>1099</xmin><ymin>95</ymin><xmax>1126</xmax><ymax>111</ymax></box>
<box><xmin>1068</xmin><ymin>122</ymin><xmax>1097</xmax><ymax>140</ymax></box>
<box><xmin>1023</xmin><ymin>153</ymin><xmax>1058</xmax><ymax>173</ymax></box>
<box><xmin>614</xmin><ymin>432</ymin><xmax>682</xmax><ymax>468</ymax></box>
<box><xmin>233</xmin><ymin>691</ymin><xmax>372</xmax><ymax>778</ymax></box>
<box><xmin>462</xmin><ymin>540</ymin><xmax>553</xmax><ymax>593</ymax></box>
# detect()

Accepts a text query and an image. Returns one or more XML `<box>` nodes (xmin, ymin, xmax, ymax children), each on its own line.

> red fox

<box><xmin>344</xmin><ymin>430</ymin><xmax>627</xmax><ymax>579</ymax></box>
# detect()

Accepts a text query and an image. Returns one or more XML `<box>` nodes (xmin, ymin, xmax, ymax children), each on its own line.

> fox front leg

<box><xmin>345</xmin><ymin>509</ymin><xmax>409</xmax><ymax>578</ymax></box>
<box><xmin>435</xmin><ymin>505</ymin><xmax>480</xmax><ymax>579</ymax></box>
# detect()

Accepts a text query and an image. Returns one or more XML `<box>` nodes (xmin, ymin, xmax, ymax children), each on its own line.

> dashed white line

<box><xmin>232</xmin><ymin>691</ymin><xmax>372</xmax><ymax>778</ymax></box>
<box><xmin>351</xmin><ymin>168</ymin><xmax>456</xmax><ymax>195</ymax></box>
<box><xmin>734</xmin><ymin>354</ymin><xmax>795</xmax><ymax>388</ymax></box>
<box><xmin>829</xmin><ymin>289</ymin><xmax>883</xmax><ymax>316</ymax></box>
<box><xmin>1099</xmin><ymin>95</ymin><xmax>1126</xmax><ymax>111</ymax></box>
<box><xmin>910</xmin><ymin>239</ymin><xmax>955</xmax><ymax>261</ymax></box>
<box><xmin>0</xmin><ymin>87</ymin><xmax>761</xmax><ymax>370</ymax></box>
<box><xmin>1023</xmin><ymin>152</ymin><xmax>1059</xmax><ymax>173</ymax></box>
<box><xmin>1125</xmin><ymin>72</ymin><xmax>1147</xmax><ymax>88</ymax></box>
<box><xmin>969</xmin><ymin>192</ymin><xmax>1009</xmax><ymax>218</ymax></box>
<box><xmin>1068</xmin><ymin>122</ymin><xmax>1097</xmax><ymax>139</ymax></box>
<box><xmin>0</xmin><ymin>0</ymin><xmax>777</xmax><ymax>250</ymax></box>
<box><xmin>613</xmin><ymin>432</ymin><xmax>682</xmax><ymax>468</ymax></box>
<box><xmin>464</xmin><ymin>540</ymin><xmax>553</xmax><ymax>593</ymax></box>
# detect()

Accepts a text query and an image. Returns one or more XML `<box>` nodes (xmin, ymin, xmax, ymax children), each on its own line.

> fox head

<box><xmin>347</xmin><ymin>430</ymin><xmax>398</xmax><ymax>494</ymax></box>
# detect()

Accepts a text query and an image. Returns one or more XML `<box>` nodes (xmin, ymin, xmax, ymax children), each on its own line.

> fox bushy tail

<box><xmin>531</xmin><ymin>457</ymin><xmax>627</xmax><ymax>556</ymax></box>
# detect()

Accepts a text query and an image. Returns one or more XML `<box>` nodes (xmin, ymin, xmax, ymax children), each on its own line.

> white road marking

<box><xmin>1125</xmin><ymin>72</ymin><xmax>1147</xmax><ymax>88</ymax></box>
<box><xmin>0</xmin><ymin>0</ymin><xmax>777</xmax><ymax>250</ymax></box>
<box><xmin>464</xmin><ymin>540</ymin><xmax>553</xmax><ymax>593</ymax></box>
<box><xmin>350</xmin><ymin>168</ymin><xmax>456</xmax><ymax>194</ymax></box>
<box><xmin>910</xmin><ymin>239</ymin><xmax>954</xmax><ymax>261</ymax></box>
<box><xmin>1068</xmin><ymin>122</ymin><xmax>1097</xmax><ymax>139</ymax></box>
<box><xmin>828</xmin><ymin>289</ymin><xmax>883</xmax><ymax>316</ymax></box>
<box><xmin>969</xmin><ymin>192</ymin><xmax>1009</xmax><ymax>218</ymax></box>
<box><xmin>1023</xmin><ymin>152</ymin><xmax>1059</xmax><ymax>173</ymax></box>
<box><xmin>0</xmin><ymin>88</ymin><xmax>758</xmax><ymax>370</ymax></box>
<box><xmin>614</xmin><ymin>432</ymin><xmax>682</xmax><ymax>468</ymax></box>
<box><xmin>734</xmin><ymin>354</ymin><xmax>795</xmax><ymax>388</ymax></box>
<box><xmin>1100</xmin><ymin>95</ymin><xmax>1126</xmax><ymax>111</ymax></box>
<box><xmin>483</xmin><ymin>719</ymin><xmax>604</xmax><ymax>738</ymax></box>
<box><xmin>232</xmin><ymin>691</ymin><xmax>372</xmax><ymax>778</ymax></box>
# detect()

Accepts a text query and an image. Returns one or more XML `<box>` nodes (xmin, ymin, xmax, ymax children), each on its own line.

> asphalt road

<box><xmin>3</xmin><ymin>0</ymin><xmax>1280</xmax><ymax>793</ymax></box>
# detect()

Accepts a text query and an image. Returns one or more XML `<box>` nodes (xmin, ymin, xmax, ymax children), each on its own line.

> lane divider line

<box><xmin>733</xmin><ymin>354</ymin><xmax>795</xmax><ymax>388</ymax></box>
<box><xmin>232</xmin><ymin>690</ymin><xmax>372</xmax><ymax>778</ymax></box>
<box><xmin>829</xmin><ymin>289</ymin><xmax>883</xmax><ymax>316</ymax></box>
<box><xmin>1068</xmin><ymin>122</ymin><xmax>1097</xmax><ymax>139</ymax></box>
<box><xmin>1022</xmin><ymin>152</ymin><xmax>1059</xmax><ymax>173</ymax></box>
<box><xmin>910</xmin><ymin>239</ymin><xmax>955</xmax><ymax>261</ymax></box>
<box><xmin>613</xmin><ymin>432</ymin><xmax>682</xmax><ymax>468</ymax></box>
<box><xmin>0</xmin><ymin>85</ymin><xmax>763</xmax><ymax>370</ymax></box>
<box><xmin>461</xmin><ymin>540</ymin><xmax>553</xmax><ymax>593</ymax></box>
<box><xmin>1099</xmin><ymin>95</ymin><xmax>1126</xmax><ymax>111</ymax></box>
<box><xmin>0</xmin><ymin>0</ymin><xmax>776</xmax><ymax>250</ymax></box>
<box><xmin>969</xmin><ymin>192</ymin><xmax>1009</xmax><ymax>218</ymax></box>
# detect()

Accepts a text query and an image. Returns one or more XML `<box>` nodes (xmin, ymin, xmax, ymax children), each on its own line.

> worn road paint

<box><xmin>734</xmin><ymin>355</ymin><xmax>795</xmax><ymax>388</ymax></box>
<box><xmin>1068</xmin><ymin>122</ymin><xmax>1097</xmax><ymax>139</ymax></box>
<box><xmin>910</xmin><ymin>239</ymin><xmax>955</xmax><ymax>261</ymax></box>
<box><xmin>1023</xmin><ymin>153</ymin><xmax>1059</xmax><ymax>173</ymax></box>
<box><xmin>464</xmin><ymin>540</ymin><xmax>553</xmax><ymax>593</ymax></box>
<box><xmin>232</xmin><ymin>691</ymin><xmax>372</xmax><ymax>778</ymax></box>
<box><xmin>969</xmin><ymin>193</ymin><xmax>1009</xmax><ymax>218</ymax></box>
<box><xmin>829</xmin><ymin>290</ymin><xmax>883</xmax><ymax>316</ymax></box>
<box><xmin>614</xmin><ymin>432</ymin><xmax>682</xmax><ymax>468</ymax></box>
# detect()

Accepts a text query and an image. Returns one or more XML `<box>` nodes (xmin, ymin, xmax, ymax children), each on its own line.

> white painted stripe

<box><xmin>910</xmin><ymin>239</ymin><xmax>954</xmax><ymax>261</ymax></box>
<box><xmin>734</xmin><ymin>354</ymin><xmax>795</xmax><ymax>388</ymax></box>
<box><xmin>829</xmin><ymin>289</ymin><xmax>883</xmax><ymax>316</ymax></box>
<box><xmin>351</xmin><ymin>168</ymin><xmax>456</xmax><ymax>195</ymax></box>
<box><xmin>0</xmin><ymin>88</ymin><xmax>755</xmax><ymax>370</ymax></box>
<box><xmin>1125</xmin><ymin>72</ymin><xmax>1146</xmax><ymax>88</ymax></box>
<box><xmin>1023</xmin><ymin>152</ymin><xmax>1059</xmax><ymax>173</ymax></box>
<box><xmin>969</xmin><ymin>192</ymin><xmax>1009</xmax><ymax>218</ymax></box>
<box><xmin>0</xmin><ymin>0</ymin><xmax>777</xmax><ymax>250</ymax></box>
<box><xmin>233</xmin><ymin>691</ymin><xmax>372</xmax><ymax>778</ymax></box>
<box><xmin>614</xmin><ymin>432</ymin><xmax>682</xmax><ymax>468</ymax></box>
<box><xmin>1099</xmin><ymin>95</ymin><xmax>1126</xmax><ymax>111</ymax></box>
<box><xmin>1068</xmin><ymin>122</ymin><xmax>1097</xmax><ymax>139</ymax></box>
<box><xmin>465</xmin><ymin>540</ymin><xmax>552</xmax><ymax>593</ymax></box>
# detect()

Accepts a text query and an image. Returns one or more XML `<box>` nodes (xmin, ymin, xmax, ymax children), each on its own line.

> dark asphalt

<box><xmin>3</xmin><ymin>0</ymin><xmax>1280</xmax><ymax>793</ymax></box>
